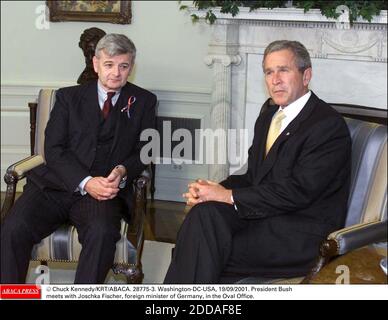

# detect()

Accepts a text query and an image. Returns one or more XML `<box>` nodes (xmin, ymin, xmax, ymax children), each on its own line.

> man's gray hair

<box><xmin>95</xmin><ymin>33</ymin><xmax>136</xmax><ymax>61</ymax></box>
<box><xmin>262</xmin><ymin>40</ymin><xmax>311</xmax><ymax>73</ymax></box>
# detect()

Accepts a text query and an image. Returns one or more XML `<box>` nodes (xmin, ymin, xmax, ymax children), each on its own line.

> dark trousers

<box><xmin>1</xmin><ymin>182</ymin><xmax>124</xmax><ymax>284</ymax></box>
<box><xmin>164</xmin><ymin>201</ymin><xmax>253</xmax><ymax>284</ymax></box>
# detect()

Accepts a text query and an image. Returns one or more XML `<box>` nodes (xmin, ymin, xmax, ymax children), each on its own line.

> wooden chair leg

<box><xmin>1</xmin><ymin>171</ymin><xmax>18</xmax><ymax>221</ymax></box>
<box><xmin>112</xmin><ymin>264</ymin><xmax>144</xmax><ymax>284</ymax></box>
<box><xmin>301</xmin><ymin>239</ymin><xmax>338</xmax><ymax>284</ymax></box>
<box><xmin>150</xmin><ymin>162</ymin><xmax>156</xmax><ymax>201</ymax></box>
<box><xmin>28</xmin><ymin>102</ymin><xmax>38</xmax><ymax>156</ymax></box>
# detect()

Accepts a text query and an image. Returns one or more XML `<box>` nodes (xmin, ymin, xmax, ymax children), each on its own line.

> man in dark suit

<box><xmin>1</xmin><ymin>34</ymin><xmax>157</xmax><ymax>284</ymax></box>
<box><xmin>164</xmin><ymin>40</ymin><xmax>351</xmax><ymax>284</ymax></box>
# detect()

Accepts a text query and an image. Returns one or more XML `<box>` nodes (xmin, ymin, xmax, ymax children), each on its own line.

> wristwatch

<box><xmin>115</xmin><ymin>165</ymin><xmax>127</xmax><ymax>188</ymax></box>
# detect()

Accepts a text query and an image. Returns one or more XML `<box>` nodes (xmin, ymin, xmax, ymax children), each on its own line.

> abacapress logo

<box><xmin>0</xmin><ymin>285</ymin><xmax>41</xmax><ymax>299</ymax></box>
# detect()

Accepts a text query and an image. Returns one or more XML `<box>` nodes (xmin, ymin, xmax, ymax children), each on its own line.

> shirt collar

<box><xmin>279</xmin><ymin>91</ymin><xmax>311</xmax><ymax>119</ymax></box>
<box><xmin>97</xmin><ymin>80</ymin><xmax>121</xmax><ymax>109</ymax></box>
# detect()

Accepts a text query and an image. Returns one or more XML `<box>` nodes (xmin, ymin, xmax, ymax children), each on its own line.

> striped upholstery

<box><xmin>31</xmin><ymin>220</ymin><xmax>137</xmax><ymax>265</ymax></box>
<box><xmin>34</xmin><ymin>89</ymin><xmax>57</xmax><ymax>158</ymax></box>
<box><xmin>30</xmin><ymin>89</ymin><xmax>138</xmax><ymax>266</ymax></box>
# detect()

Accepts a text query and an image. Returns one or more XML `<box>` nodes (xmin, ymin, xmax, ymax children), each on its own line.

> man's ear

<box><xmin>303</xmin><ymin>67</ymin><xmax>312</xmax><ymax>86</ymax></box>
<box><xmin>92</xmin><ymin>56</ymin><xmax>99</xmax><ymax>73</ymax></box>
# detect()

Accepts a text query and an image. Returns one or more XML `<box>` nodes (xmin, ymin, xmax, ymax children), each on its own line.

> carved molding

<box><xmin>327</xmin><ymin>32</ymin><xmax>376</xmax><ymax>53</ymax></box>
<box><xmin>215</xmin><ymin>19</ymin><xmax>387</xmax><ymax>31</ymax></box>
<box><xmin>196</xmin><ymin>6</ymin><xmax>387</xmax><ymax>63</ymax></box>
<box><xmin>314</xmin><ymin>29</ymin><xmax>387</xmax><ymax>62</ymax></box>
<box><xmin>208</xmin><ymin>60</ymin><xmax>231</xmax><ymax>182</ymax></box>
<box><xmin>204</xmin><ymin>54</ymin><xmax>242</xmax><ymax>67</ymax></box>
<box><xmin>204</xmin><ymin>53</ymin><xmax>242</xmax><ymax>181</ymax></box>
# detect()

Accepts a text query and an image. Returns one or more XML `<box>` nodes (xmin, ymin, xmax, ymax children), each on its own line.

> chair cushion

<box><xmin>31</xmin><ymin>219</ymin><xmax>138</xmax><ymax>265</ymax></box>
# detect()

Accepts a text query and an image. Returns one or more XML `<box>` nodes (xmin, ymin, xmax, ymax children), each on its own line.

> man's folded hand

<box><xmin>84</xmin><ymin>177</ymin><xmax>120</xmax><ymax>201</ymax></box>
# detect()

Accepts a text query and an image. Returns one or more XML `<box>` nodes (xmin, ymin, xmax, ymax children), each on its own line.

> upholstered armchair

<box><xmin>236</xmin><ymin>104</ymin><xmax>387</xmax><ymax>284</ymax></box>
<box><xmin>1</xmin><ymin>89</ymin><xmax>150</xmax><ymax>284</ymax></box>
<box><xmin>301</xmin><ymin>104</ymin><xmax>387</xmax><ymax>283</ymax></box>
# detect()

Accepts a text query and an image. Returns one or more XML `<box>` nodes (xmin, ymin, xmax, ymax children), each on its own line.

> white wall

<box><xmin>1</xmin><ymin>1</ymin><xmax>212</xmax><ymax>90</ymax></box>
<box><xmin>1</xmin><ymin>1</ymin><xmax>213</xmax><ymax>199</ymax></box>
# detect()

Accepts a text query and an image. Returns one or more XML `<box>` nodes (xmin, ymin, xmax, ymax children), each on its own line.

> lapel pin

<box><xmin>286</xmin><ymin>132</ymin><xmax>290</xmax><ymax>136</ymax></box>
<box><xmin>121</xmin><ymin>96</ymin><xmax>136</xmax><ymax>119</ymax></box>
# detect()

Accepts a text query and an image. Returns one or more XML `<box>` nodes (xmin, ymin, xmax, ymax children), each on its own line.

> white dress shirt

<box><xmin>277</xmin><ymin>91</ymin><xmax>311</xmax><ymax>134</ymax></box>
<box><xmin>96</xmin><ymin>80</ymin><xmax>121</xmax><ymax>109</ymax></box>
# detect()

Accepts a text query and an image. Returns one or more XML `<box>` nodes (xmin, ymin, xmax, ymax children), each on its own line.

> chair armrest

<box><xmin>302</xmin><ymin>220</ymin><xmax>387</xmax><ymax>283</ymax></box>
<box><xmin>126</xmin><ymin>168</ymin><xmax>151</xmax><ymax>251</ymax></box>
<box><xmin>1</xmin><ymin>155</ymin><xmax>44</xmax><ymax>220</ymax></box>
<box><xmin>138</xmin><ymin>166</ymin><xmax>152</xmax><ymax>181</ymax></box>
<box><xmin>327</xmin><ymin>220</ymin><xmax>387</xmax><ymax>256</ymax></box>
<box><xmin>6</xmin><ymin>155</ymin><xmax>44</xmax><ymax>180</ymax></box>
<box><xmin>134</xmin><ymin>167</ymin><xmax>151</xmax><ymax>198</ymax></box>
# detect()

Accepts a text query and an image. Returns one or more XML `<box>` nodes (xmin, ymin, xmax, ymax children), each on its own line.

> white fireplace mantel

<box><xmin>191</xmin><ymin>6</ymin><xmax>387</xmax><ymax>179</ymax></box>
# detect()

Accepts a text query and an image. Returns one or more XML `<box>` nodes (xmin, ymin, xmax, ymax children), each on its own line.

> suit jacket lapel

<box><xmin>79</xmin><ymin>81</ymin><xmax>133</xmax><ymax>156</ymax></box>
<box><xmin>255</xmin><ymin>92</ymin><xmax>319</xmax><ymax>184</ymax></box>
<box><xmin>80</xmin><ymin>81</ymin><xmax>100</xmax><ymax>136</ymax></box>
<box><xmin>110</xmin><ymin>82</ymin><xmax>131</xmax><ymax>154</ymax></box>
<box><xmin>250</xmin><ymin>104</ymin><xmax>277</xmax><ymax>179</ymax></box>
